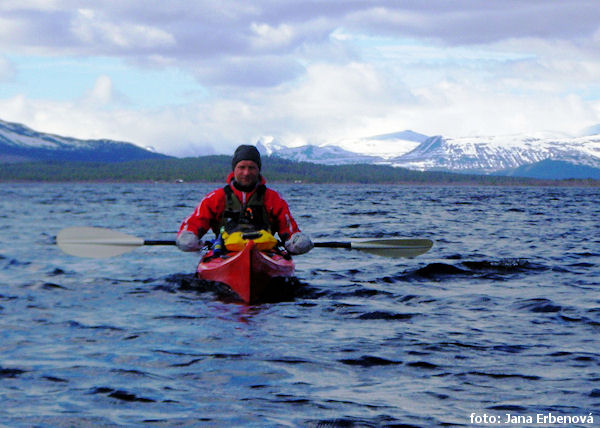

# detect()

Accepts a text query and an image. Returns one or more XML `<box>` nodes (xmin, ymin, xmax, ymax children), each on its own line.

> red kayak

<box><xmin>196</xmin><ymin>240</ymin><xmax>295</xmax><ymax>303</ymax></box>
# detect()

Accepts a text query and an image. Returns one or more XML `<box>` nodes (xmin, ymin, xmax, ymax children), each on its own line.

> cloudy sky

<box><xmin>1</xmin><ymin>1</ymin><xmax>600</xmax><ymax>156</ymax></box>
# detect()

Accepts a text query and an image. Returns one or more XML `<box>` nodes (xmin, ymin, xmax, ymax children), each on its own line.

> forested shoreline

<box><xmin>1</xmin><ymin>155</ymin><xmax>598</xmax><ymax>186</ymax></box>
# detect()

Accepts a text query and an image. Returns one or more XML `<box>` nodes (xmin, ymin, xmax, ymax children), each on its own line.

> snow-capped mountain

<box><xmin>392</xmin><ymin>133</ymin><xmax>600</xmax><ymax>173</ymax></box>
<box><xmin>0</xmin><ymin>119</ymin><xmax>170</xmax><ymax>162</ymax></box>
<box><xmin>260</xmin><ymin>129</ymin><xmax>600</xmax><ymax>179</ymax></box>
<box><xmin>4</xmin><ymin>116</ymin><xmax>600</xmax><ymax>179</ymax></box>
<box><xmin>256</xmin><ymin>130</ymin><xmax>428</xmax><ymax>165</ymax></box>
<box><xmin>256</xmin><ymin>137</ymin><xmax>381</xmax><ymax>165</ymax></box>
<box><xmin>334</xmin><ymin>130</ymin><xmax>429</xmax><ymax>160</ymax></box>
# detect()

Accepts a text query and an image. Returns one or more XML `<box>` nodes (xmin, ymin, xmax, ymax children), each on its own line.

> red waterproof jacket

<box><xmin>178</xmin><ymin>172</ymin><xmax>300</xmax><ymax>241</ymax></box>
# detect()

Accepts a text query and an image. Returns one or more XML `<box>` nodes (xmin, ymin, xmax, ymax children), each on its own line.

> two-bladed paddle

<box><xmin>57</xmin><ymin>227</ymin><xmax>176</xmax><ymax>258</ymax></box>
<box><xmin>314</xmin><ymin>238</ymin><xmax>433</xmax><ymax>258</ymax></box>
<box><xmin>57</xmin><ymin>227</ymin><xmax>433</xmax><ymax>259</ymax></box>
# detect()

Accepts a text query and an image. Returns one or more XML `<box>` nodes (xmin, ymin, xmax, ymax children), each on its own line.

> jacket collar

<box><xmin>226</xmin><ymin>172</ymin><xmax>266</xmax><ymax>201</ymax></box>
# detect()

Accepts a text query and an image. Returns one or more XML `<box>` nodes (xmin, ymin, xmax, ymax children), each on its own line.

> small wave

<box><xmin>43</xmin><ymin>376</ymin><xmax>68</xmax><ymax>383</ymax></box>
<box><xmin>397</xmin><ymin>258</ymin><xmax>545</xmax><ymax>282</ymax></box>
<box><xmin>568</xmin><ymin>262</ymin><xmax>595</xmax><ymax>269</ymax></box>
<box><xmin>169</xmin><ymin>352</ymin><xmax>250</xmax><ymax>367</ymax></box>
<box><xmin>462</xmin><ymin>371</ymin><xmax>541</xmax><ymax>381</ymax></box>
<box><xmin>338</xmin><ymin>355</ymin><xmax>402</xmax><ymax>367</ymax></box>
<box><xmin>90</xmin><ymin>387</ymin><xmax>155</xmax><ymax>403</ymax></box>
<box><xmin>345</xmin><ymin>210</ymin><xmax>390</xmax><ymax>216</ymax></box>
<box><xmin>0</xmin><ymin>367</ymin><xmax>27</xmax><ymax>378</ymax></box>
<box><xmin>0</xmin><ymin>293</ymin><xmax>18</xmax><ymax>301</ymax></box>
<box><xmin>328</xmin><ymin>286</ymin><xmax>393</xmax><ymax>300</ymax></box>
<box><xmin>548</xmin><ymin>351</ymin><xmax>600</xmax><ymax>363</ymax></box>
<box><xmin>446</xmin><ymin>253</ymin><xmax>463</xmax><ymax>260</ymax></box>
<box><xmin>110</xmin><ymin>368</ymin><xmax>156</xmax><ymax>378</ymax></box>
<box><xmin>493</xmin><ymin>345</ymin><xmax>529</xmax><ymax>354</ymax></box>
<box><xmin>575</xmin><ymin>251</ymin><xmax>600</xmax><ymax>257</ymax></box>
<box><xmin>268</xmin><ymin>357</ymin><xmax>310</xmax><ymax>365</ymax></box>
<box><xmin>424</xmin><ymin>341</ymin><xmax>489</xmax><ymax>352</ymax></box>
<box><xmin>153</xmin><ymin>314</ymin><xmax>205</xmax><ymax>321</ymax></box>
<box><xmin>156</xmin><ymin>349</ymin><xmax>249</xmax><ymax>358</ymax></box>
<box><xmin>170</xmin><ymin>358</ymin><xmax>203</xmax><ymax>368</ymax></box>
<box><xmin>396</xmin><ymin>263</ymin><xmax>468</xmax><ymax>281</ymax></box>
<box><xmin>308</xmin><ymin>416</ymin><xmax>414</xmax><ymax>428</ymax></box>
<box><xmin>515</xmin><ymin>298</ymin><xmax>562</xmax><ymax>313</ymax></box>
<box><xmin>358</xmin><ymin>311</ymin><xmax>417</xmax><ymax>321</ymax></box>
<box><xmin>5</xmin><ymin>258</ymin><xmax>31</xmax><ymax>268</ymax></box>
<box><xmin>22</xmin><ymin>282</ymin><xmax>68</xmax><ymax>290</ymax></box>
<box><xmin>406</xmin><ymin>361</ymin><xmax>439</xmax><ymax>370</ymax></box>
<box><xmin>348</xmin><ymin>288</ymin><xmax>381</xmax><ymax>297</ymax></box>
<box><xmin>164</xmin><ymin>273</ymin><xmax>197</xmax><ymax>289</ymax></box>
<box><xmin>462</xmin><ymin>258</ymin><xmax>542</xmax><ymax>273</ymax></box>
<box><xmin>67</xmin><ymin>320</ymin><xmax>125</xmax><ymax>331</ymax></box>
<box><xmin>418</xmin><ymin>263</ymin><xmax>468</xmax><ymax>276</ymax></box>
<box><xmin>488</xmin><ymin>404</ymin><xmax>528</xmax><ymax>412</ymax></box>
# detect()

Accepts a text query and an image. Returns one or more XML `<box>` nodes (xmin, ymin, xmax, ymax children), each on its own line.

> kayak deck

<box><xmin>196</xmin><ymin>240</ymin><xmax>295</xmax><ymax>303</ymax></box>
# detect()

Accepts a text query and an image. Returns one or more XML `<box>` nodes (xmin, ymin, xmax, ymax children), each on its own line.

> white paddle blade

<box><xmin>57</xmin><ymin>227</ymin><xmax>144</xmax><ymax>258</ymax></box>
<box><xmin>350</xmin><ymin>238</ymin><xmax>433</xmax><ymax>258</ymax></box>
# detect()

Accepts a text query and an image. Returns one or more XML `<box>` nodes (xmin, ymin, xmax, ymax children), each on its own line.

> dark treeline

<box><xmin>1</xmin><ymin>155</ymin><xmax>599</xmax><ymax>186</ymax></box>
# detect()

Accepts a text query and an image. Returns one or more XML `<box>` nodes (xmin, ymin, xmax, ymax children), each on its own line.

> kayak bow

<box><xmin>196</xmin><ymin>240</ymin><xmax>295</xmax><ymax>303</ymax></box>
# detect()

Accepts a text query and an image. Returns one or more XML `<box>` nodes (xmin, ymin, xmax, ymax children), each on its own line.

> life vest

<box><xmin>221</xmin><ymin>184</ymin><xmax>272</xmax><ymax>234</ymax></box>
<box><xmin>220</xmin><ymin>184</ymin><xmax>276</xmax><ymax>251</ymax></box>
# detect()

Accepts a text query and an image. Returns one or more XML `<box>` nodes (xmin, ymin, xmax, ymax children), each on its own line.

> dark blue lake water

<box><xmin>1</xmin><ymin>182</ymin><xmax>599</xmax><ymax>427</ymax></box>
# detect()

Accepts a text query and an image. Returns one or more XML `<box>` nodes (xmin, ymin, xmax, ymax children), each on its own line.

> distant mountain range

<box><xmin>256</xmin><ymin>130</ymin><xmax>429</xmax><ymax>165</ymax></box>
<box><xmin>0</xmin><ymin>119</ymin><xmax>170</xmax><ymax>163</ymax></box>
<box><xmin>2</xmin><ymin>117</ymin><xmax>600</xmax><ymax>180</ymax></box>
<box><xmin>257</xmin><ymin>130</ymin><xmax>600</xmax><ymax>179</ymax></box>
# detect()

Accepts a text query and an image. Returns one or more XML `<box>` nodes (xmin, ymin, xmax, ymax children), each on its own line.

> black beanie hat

<box><xmin>232</xmin><ymin>145</ymin><xmax>261</xmax><ymax>170</ymax></box>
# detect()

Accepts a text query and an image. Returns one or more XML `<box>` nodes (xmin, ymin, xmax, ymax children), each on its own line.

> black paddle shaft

<box><xmin>143</xmin><ymin>240</ymin><xmax>177</xmax><ymax>246</ymax></box>
<box><xmin>142</xmin><ymin>239</ymin><xmax>353</xmax><ymax>248</ymax></box>
<box><xmin>314</xmin><ymin>241</ymin><xmax>352</xmax><ymax>249</ymax></box>
<box><xmin>144</xmin><ymin>240</ymin><xmax>352</xmax><ymax>250</ymax></box>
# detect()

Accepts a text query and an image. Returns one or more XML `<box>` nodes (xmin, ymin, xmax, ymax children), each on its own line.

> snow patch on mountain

<box><xmin>392</xmin><ymin>133</ymin><xmax>600</xmax><ymax>172</ymax></box>
<box><xmin>257</xmin><ymin>129</ymin><xmax>600</xmax><ymax>179</ymax></box>
<box><xmin>256</xmin><ymin>136</ymin><xmax>380</xmax><ymax>164</ymax></box>
<box><xmin>256</xmin><ymin>130</ymin><xmax>428</xmax><ymax>164</ymax></box>
<box><xmin>335</xmin><ymin>130</ymin><xmax>428</xmax><ymax>160</ymax></box>
<box><xmin>0</xmin><ymin>120</ymin><xmax>92</xmax><ymax>149</ymax></box>
<box><xmin>0</xmin><ymin>118</ymin><xmax>169</xmax><ymax>162</ymax></box>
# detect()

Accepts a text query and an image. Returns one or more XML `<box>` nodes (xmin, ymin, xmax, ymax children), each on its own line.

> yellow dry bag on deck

<box><xmin>223</xmin><ymin>230</ymin><xmax>278</xmax><ymax>252</ymax></box>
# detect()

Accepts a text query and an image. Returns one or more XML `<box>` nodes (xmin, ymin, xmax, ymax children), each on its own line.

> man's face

<box><xmin>233</xmin><ymin>160</ymin><xmax>260</xmax><ymax>187</ymax></box>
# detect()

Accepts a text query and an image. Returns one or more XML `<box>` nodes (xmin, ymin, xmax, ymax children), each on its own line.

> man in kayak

<box><xmin>176</xmin><ymin>144</ymin><xmax>313</xmax><ymax>255</ymax></box>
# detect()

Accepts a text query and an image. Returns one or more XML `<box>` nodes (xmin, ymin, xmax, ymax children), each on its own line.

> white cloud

<box><xmin>0</xmin><ymin>1</ymin><xmax>600</xmax><ymax>156</ymax></box>
<box><xmin>0</xmin><ymin>16</ymin><xmax>24</xmax><ymax>41</ymax></box>
<box><xmin>70</xmin><ymin>8</ymin><xmax>176</xmax><ymax>50</ymax></box>
<box><xmin>1</xmin><ymin>67</ymin><xmax>597</xmax><ymax>158</ymax></box>
<box><xmin>250</xmin><ymin>22</ymin><xmax>295</xmax><ymax>50</ymax></box>
<box><xmin>0</xmin><ymin>0</ymin><xmax>61</xmax><ymax>11</ymax></box>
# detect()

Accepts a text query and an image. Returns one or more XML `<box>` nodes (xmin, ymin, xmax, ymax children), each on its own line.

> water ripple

<box><xmin>1</xmin><ymin>183</ymin><xmax>598</xmax><ymax>426</ymax></box>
